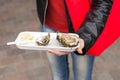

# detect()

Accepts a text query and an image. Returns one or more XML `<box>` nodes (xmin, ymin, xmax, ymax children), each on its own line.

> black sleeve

<box><xmin>76</xmin><ymin>0</ymin><xmax>113</xmax><ymax>55</ymax></box>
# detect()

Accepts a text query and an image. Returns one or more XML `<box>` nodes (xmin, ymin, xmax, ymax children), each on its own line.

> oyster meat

<box><xmin>36</xmin><ymin>33</ymin><xmax>50</xmax><ymax>46</ymax></box>
<box><xmin>57</xmin><ymin>32</ymin><xmax>79</xmax><ymax>47</ymax></box>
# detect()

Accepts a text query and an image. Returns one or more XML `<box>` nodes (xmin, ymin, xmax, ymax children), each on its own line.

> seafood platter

<box><xmin>7</xmin><ymin>31</ymin><xmax>80</xmax><ymax>52</ymax></box>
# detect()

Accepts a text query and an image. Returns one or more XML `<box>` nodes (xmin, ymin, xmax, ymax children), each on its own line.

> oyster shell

<box><xmin>57</xmin><ymin>32</ymin><xmax>79</xmax><ymax>47</ymax></box>
<box><xmin>36</xmin><ymin>33</ymin><xmax>50</xmax><ymax>46</ymax></box>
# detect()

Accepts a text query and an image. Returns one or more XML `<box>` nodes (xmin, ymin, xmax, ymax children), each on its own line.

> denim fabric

<box><xmin>40</xmin><ymin>25</ymin><xmax>95</xmax><ymax>80</ymax></box>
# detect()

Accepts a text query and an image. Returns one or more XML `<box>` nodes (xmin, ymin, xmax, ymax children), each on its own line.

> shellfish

<box><xmin>57</xmin><ymin>32</ymin><xmax>79</xmax><ymax>47</ymax></box>
<box><xmin>36</xmin><ymin>33</ymin><xmax>50</xmax><ymax>46</ymax></box>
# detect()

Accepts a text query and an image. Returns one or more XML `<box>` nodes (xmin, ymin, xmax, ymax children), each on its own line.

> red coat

<box><xmin>66</xmin><ymin>0</ymin><xmax>120</xmax><ymax>56</ymax></box>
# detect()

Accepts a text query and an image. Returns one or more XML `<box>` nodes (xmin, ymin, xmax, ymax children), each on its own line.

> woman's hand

<box><xmin>48</xmin><ymin>38</ymin><xmax>85</xmax><ymax>56</ymax></box>
<box><xmin>76</xmin><ymin>38</ymin><xmax>85</xmax><ymax>53</ymax></box>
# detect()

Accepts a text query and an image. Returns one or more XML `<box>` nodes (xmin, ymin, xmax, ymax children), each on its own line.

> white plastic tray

<box><xmin>7</xmin><ymin>31</ymin><xmax>80</xmax><ymax>52</ymax></box>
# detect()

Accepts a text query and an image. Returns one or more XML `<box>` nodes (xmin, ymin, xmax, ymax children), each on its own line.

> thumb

<box><xmin>77</xmin><ymin>38</ymin><xmax>84</xmax><ymax>54</ymax></box>
<box><xmin>77</xmin><ymin>48</ymin><xmax>83</xmax><ymax>54</ymax></box>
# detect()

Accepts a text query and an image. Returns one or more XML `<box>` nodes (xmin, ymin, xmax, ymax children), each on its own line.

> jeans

<box><xmin>40</xmin><ymin>25</ymin><xmax>95</xmax><ymax>80</ymax></box>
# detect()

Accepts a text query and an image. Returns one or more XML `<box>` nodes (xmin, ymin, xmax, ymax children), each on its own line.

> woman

<box><xmin>36</xmin><ymin>0</ymin><xmax>113</xmax><ymax>80</ymax></box>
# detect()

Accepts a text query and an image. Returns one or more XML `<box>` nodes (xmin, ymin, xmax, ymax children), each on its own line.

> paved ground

<box><xmin>0</xmin><ymin>0</ymin><xmax>120</xmax><ymax>80</ymax></box>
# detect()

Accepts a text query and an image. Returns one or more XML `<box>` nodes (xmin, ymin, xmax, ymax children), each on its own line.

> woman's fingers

<box><xmin>77</xmin><ymin>38</ymin><xmax>84</xmax><ymax>54</ymax></box>
<box><xmin>48</xmin><ymin>38</ymin><xmax>85</xmax><ymax>55</ymax></box>
<box><xmin>77</xmin><ymin>48</ymin><xmax>83</xmax><ymax>53</ymax></box>
<box><xmin>48</xmin><ymin>49</ymin><xmax>70</xmax><ymax>56</ymax></box>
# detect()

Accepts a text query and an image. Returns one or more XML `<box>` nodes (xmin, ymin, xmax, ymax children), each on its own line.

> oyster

<box><xmin>36</xmin><ymin>33</ymin><xmax>50</xmax><ymax>46</ymax></box>
<box><xmin>57</xmin><ymin>32</ymin><xmax>79</xmax><ymax>47</ymax></box>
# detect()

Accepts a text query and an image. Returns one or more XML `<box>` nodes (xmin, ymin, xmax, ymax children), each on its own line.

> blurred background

<box><xmin>0</xmin><ymin>0</ymin><xmax>120</xmax><ymax>80</ymax></box>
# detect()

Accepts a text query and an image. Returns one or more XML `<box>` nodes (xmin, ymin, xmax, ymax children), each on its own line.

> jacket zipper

<box><xmin>43</xmin><ymin>0</ymin><xmax>48</xmax><ymax>25</ymax></box>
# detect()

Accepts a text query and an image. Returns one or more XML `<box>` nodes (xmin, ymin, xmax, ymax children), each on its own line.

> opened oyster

<box><xmin>36</xmin><ymin>33</ymin><xmax>50</xmax><ymax>46</ymax></box>
<box><xmin>57</xmin><ymin>32</ymin><xmax>79</xmax><ymax>47</ymax></box>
